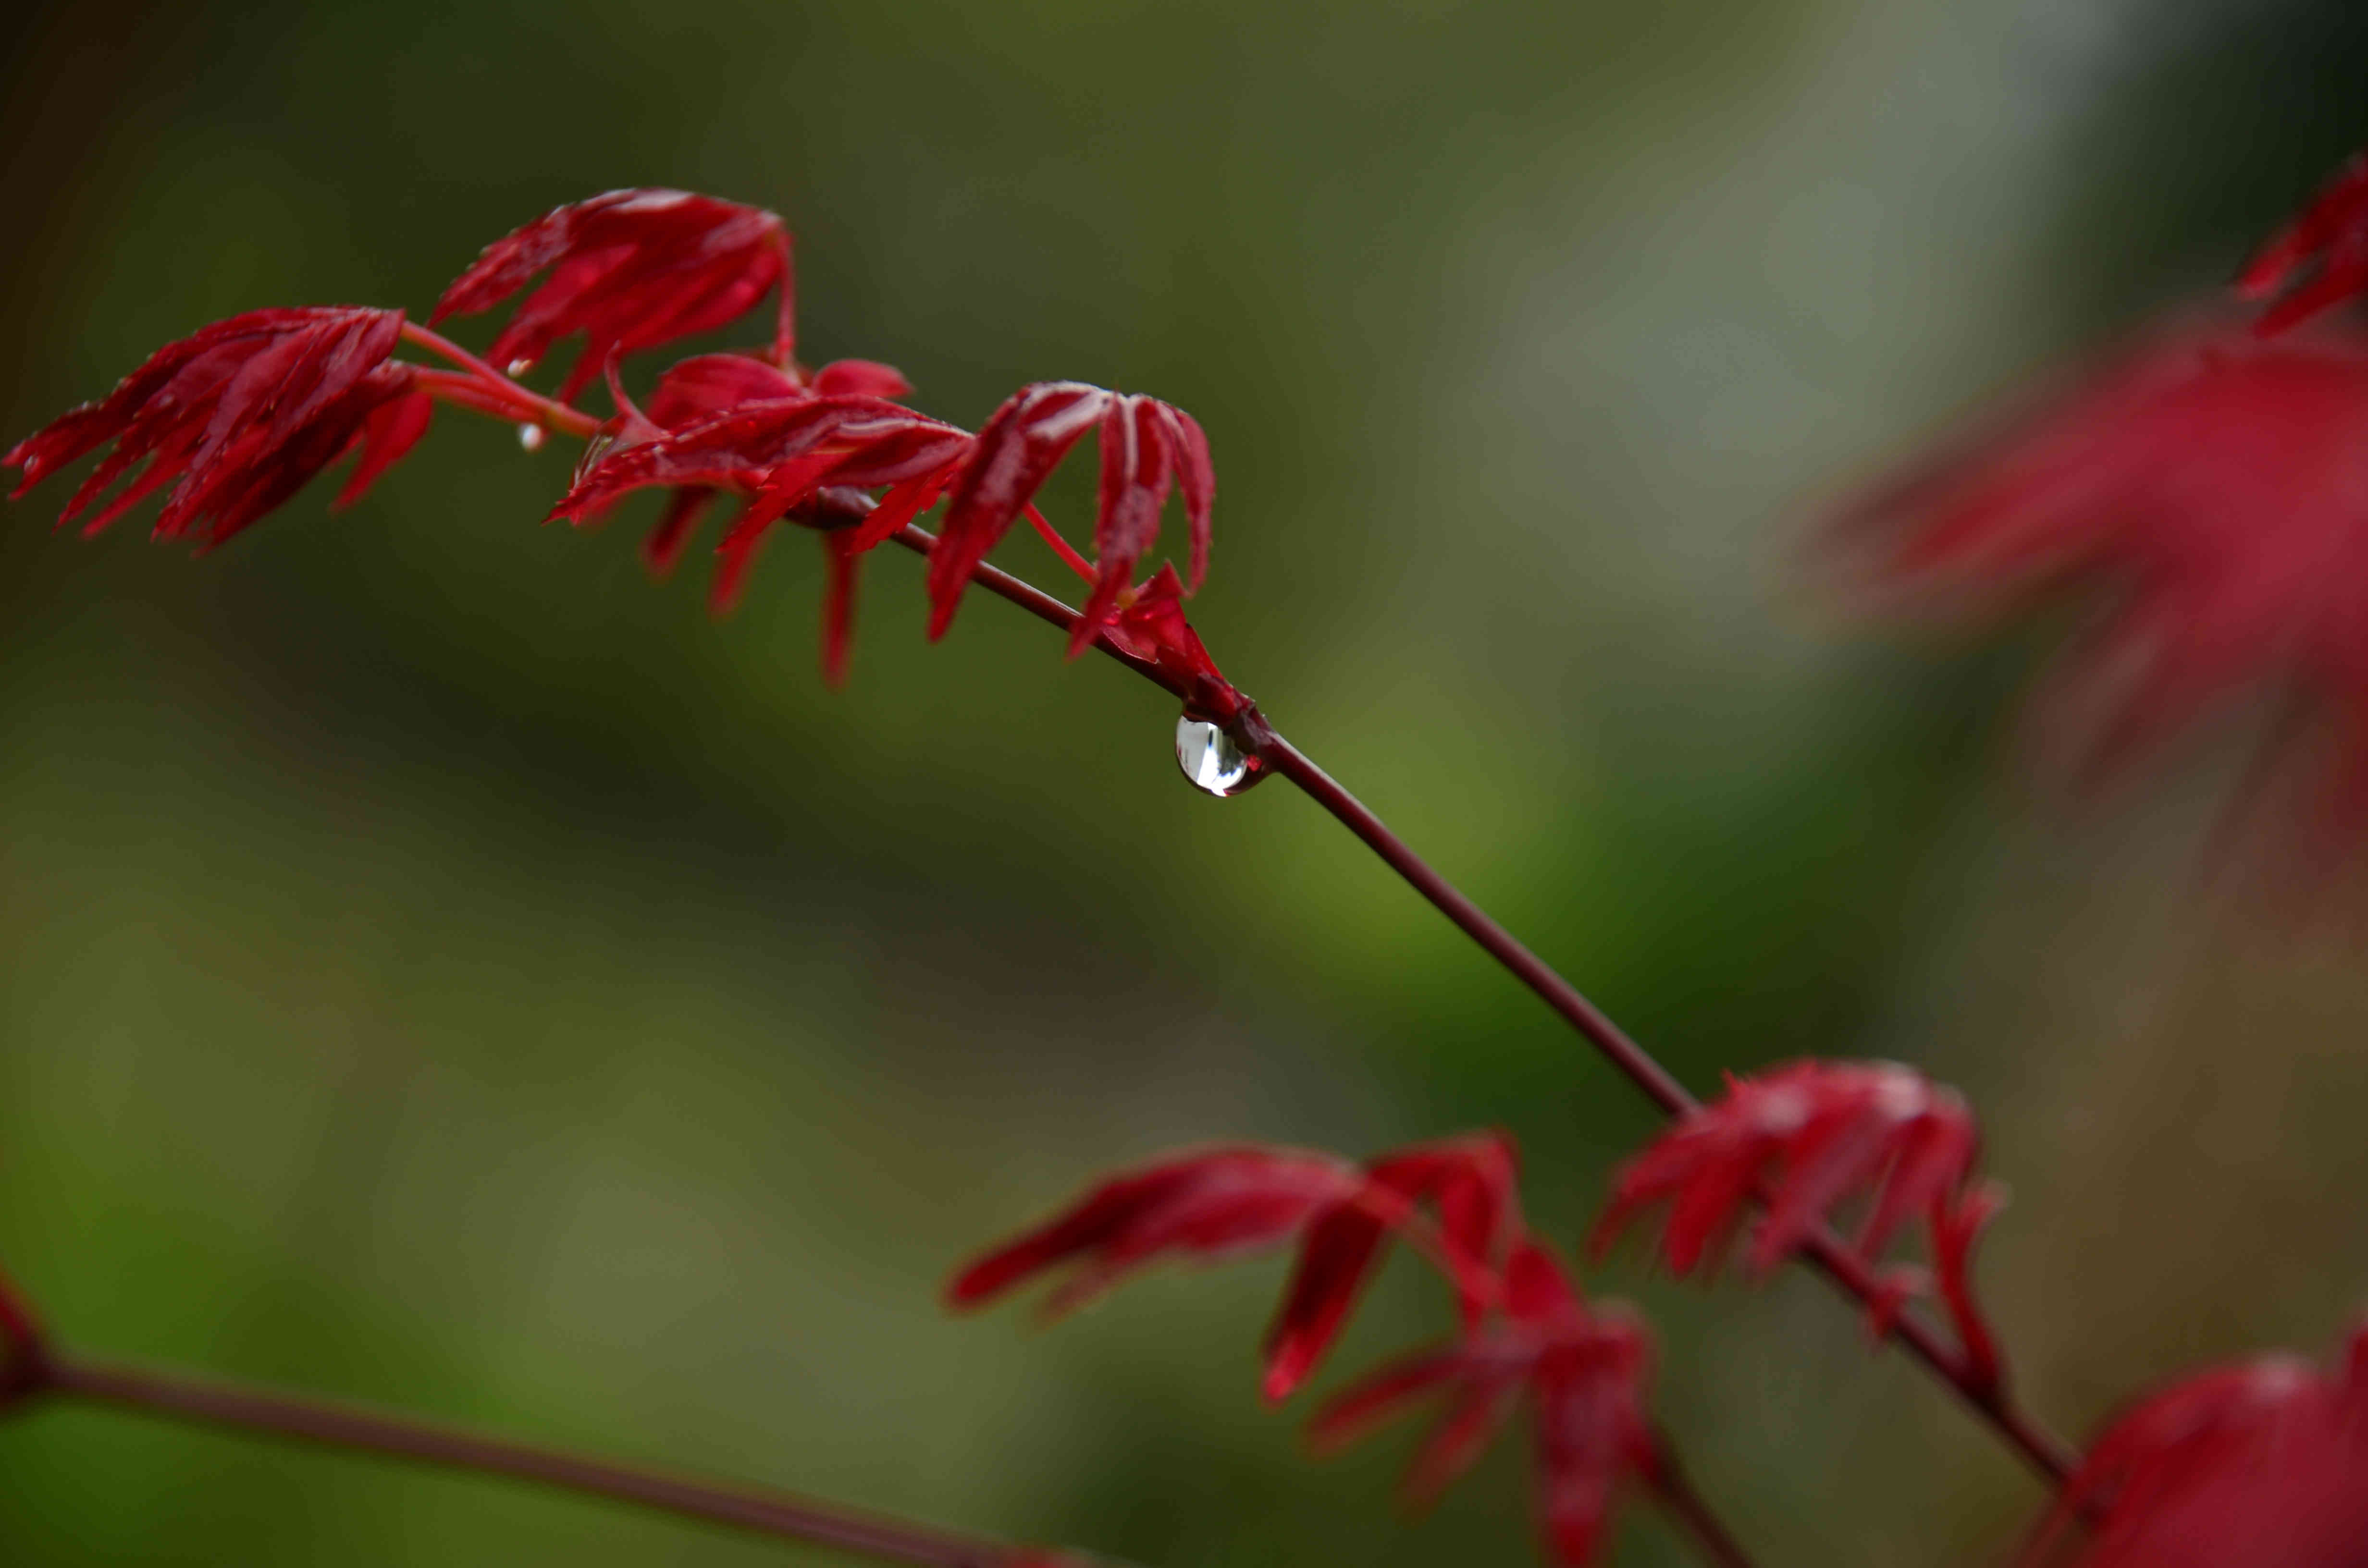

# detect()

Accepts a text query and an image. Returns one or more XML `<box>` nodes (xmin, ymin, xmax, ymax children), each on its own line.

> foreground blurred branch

<box><xmin>0</xmin><ymin>1304</ymin><xmax>1106</xmax><ymax>1568</ymax></box>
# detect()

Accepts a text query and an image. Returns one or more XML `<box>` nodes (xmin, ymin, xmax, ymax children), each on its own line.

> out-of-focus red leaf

<box><xmin>1833</xmin><ymin>324</ymin><xmax>2368</xmax><ymax>869</ymax></box>
<box><xmin>1261</xmin><ymin>1132</ymin><xmax>1522</xmax><ymax>1402</ymax></box>
<box><xmin>1531</xmin><ymin>1310</ymin><xmax>1657</xmax><ymax>1568</ymax></box>
<box><xmin>432</xmin><ymin>190</ymin><xmax>793</xmax><ymax>400</ymax></box>
<box><xmin>2021</xmin><ymin>1322</ymin><xmax>2368</xmax><ymax>1568</ymax></box>
<box><xmin>1592</xmin><ymin>1059</ymin><xmax>2013</xmax><ymax>1394</ymax></box>
<box><xmin>5</xmin><ymin>306</ymin><xmax>419</xmax><ymax>548</ymax></box>
<box><xmin>1308</xmin><ymin>1240</ymin><xmax>1658</xmax><ymax>1568</ymax></box>
<box><xmin>944</xmin><ymin>1147</ymin><xmax>1359</xmax><ymax>1320</ymax></box>
<box><xmin>1263</xmin><ymin>1205</ymin><xmax>1391</xmax><ymax>1403</ymax></box>
<box><xmin>2241</xmin><ymin>153</ymin><xmax>2368</xmax><ymax>335</ymax></box>
<box><xmin>1932</xmin><ymin>1183</ymin><xmax>2008</xmax><ymax>1396</ymax></box>
<box><xmin>1592</xmin><ymin>1060</ymin><xmax>1979</xmax><ymax>1281</ymax></box>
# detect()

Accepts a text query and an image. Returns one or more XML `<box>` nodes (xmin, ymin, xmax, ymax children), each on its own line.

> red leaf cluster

<box><xmin>1592</xmin><ymin>1060</ymin><xmax>2003</xmax><ymax>1384</ymax></box>
<box><xmin>556</xmin><ymin>362</ymin><xmax>1228</xmax><ymax>691</ymax></box>
<box><xmin>2023</xmin><ymin>1323</ymin><xmax>2368</xmax><ymax>1568</ymax></box>
<box><xmin>432</xmin><ymin>189</ymin><xmax>793</xmax><ymax>399</ymax></box>
<box><xmin>950</xmin><ymin>1134</ymin><xmax>1669</xmax><ymax>1567</ymax></box>
<box><xmin>549</xmin><ymin>366</ymin><xmax>964</xmax><ymax>679</ymax></box>
<box><xmin>4</xmin><ymin>307</ymin><xmax>425</xmax><ymax>547</ymax></box>
<box><xmin>2241</xmin><ymin>152</ymin><xmax>2368</xmax><ymax>336</ymax></box>
<box><xmin>10</xmin><ymin>189</ymin><xmax>1238</xmax><ymax>707</ymax></box>
<box><xmin>1833</xmin><ymin>323</ymin><xmax>2368</xmax><ymax>865</ymax></box>
<box><xmin>1308</xmin><ymin>1242</ymin><xmax>1658</xmax><ymax>1568</ymax></box>
<box><xmin>924</xmin><ymin>381</ymin><xmax>1212</xmax><ymax>653</ymax></box>
<box><xmin>946</xmin><ymin>1135</ymin><xmax>1515</xmax><ymax>1392</ymax></box>
<box><xmin>602</xmin><ymin>352</ymin><xmax>921</xmax><ymax>677</ymax></box>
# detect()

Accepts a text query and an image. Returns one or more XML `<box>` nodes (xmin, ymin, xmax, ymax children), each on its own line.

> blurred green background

<box><xmin>4</xmin><ymin>1</ymin><xmax>2368</xmax><ymax>1562</ymax></box>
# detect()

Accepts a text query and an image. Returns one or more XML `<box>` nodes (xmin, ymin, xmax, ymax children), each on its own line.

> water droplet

<box><xmin>517</xmin><ymin>422</ymin><xmax>546</xmax><ymax>452</ymax></box>
<box><xmin>1176</xmin><ymin>716</ymin><xmax>1255</xmax><ymax>796</ymax></box>
<box><xmin>506</xmin><ymin>357</ymin><xmax>535</xmax><ymax>378</ymax></box>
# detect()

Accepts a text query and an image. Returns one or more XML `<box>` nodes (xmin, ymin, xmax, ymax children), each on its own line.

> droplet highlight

<box><xmin>517</xmin><ymin>422</ymin><xmax>546</xmax><ymax>452</ymax></box>
<box><xmin>506</xmin><ymin>357</ymin><xmax>535</xmax><ymax>378</ymax></box>
<box><xmin>1176</xmin><ymin>716</ymin><xmax>1255</xmax><ymax>796</ymax></box>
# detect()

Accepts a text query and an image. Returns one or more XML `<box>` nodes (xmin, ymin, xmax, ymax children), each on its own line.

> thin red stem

<box><xmin>398</xmin><ymin>322</ymin><xmax>603</xmax><ymax>440</ymax></box>
<box><xmin>882</xmin><ymin>523</ymin><xmax>2078</xmax><ymax>1485</ymax></box>
<box><xmin>19</xmin><ymin>1353</ymin><xmax>1103</xmax><ymax>1568</ymax></box>
<box><xmin>1023</xmin><ymin>504</ymin><xmax>1099</xmax><ymax>586</ymax></box>
<box><xmin>410</xmin><ymin>368</ymin><xmax>553</xmax><ymax>425</ymax></box>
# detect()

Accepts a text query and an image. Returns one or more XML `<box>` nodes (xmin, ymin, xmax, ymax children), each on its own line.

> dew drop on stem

<box><xmin>517</xmin><ymin>422</ymin><xmax>545</xmax><ymax>452</ymax></box>
<box><xmin>1177</xmin><ymin>715</ymin><xmax>1256</xmax><ymax>796</ymax></box>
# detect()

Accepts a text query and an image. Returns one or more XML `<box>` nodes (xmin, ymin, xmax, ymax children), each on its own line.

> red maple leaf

<box><xmin>1590</xmin><ymin>1059</ymin><xmax>2002</xmax><ymax>1384</ymax></box>
<box><xmin>431</xmin><ymin>190</ymin><xmax>794</xmax><ymax>400</ymax></box>
<box><xmin>2022</xmin><ymin>1322</ymin><xmax>2368</xmax><ymax>1568</ymax></box>
<box><xmin>922</xmin><ymin>381</ymin><xmax>1213</xmax><ymax>652</ymax></box>
<box><xmin>2241</xmin><ymin>152</ymin><xmax>2368</xmax><ymax>336</ymax></box>
<box><xmin>1592</xmin><ymin>1060</ymin><xmax>1978</xmax><ymax>1276</ymax></box>
<box><xmin>4</xmin><ymin>306</ymin><xmax>425</xmax><ymax>548</ymax></box>
<box><xmin>556</xmin><ymin>355</ymin><xmax>946</xmax><ymax>686</ymax></box>
<box><xmin>944</xmin><ymin>1145</ymin><xmax>1360</xmax><ymax>1320</ymax></box>
<box><xmin>1834</xmin><ymin>322</ymin><xmax>2368</xmax><ymax>869</ymax></box>
<box><xmin>553</xmin><ymin>385</ymin><xmax>969</xmax><ymax>649</ymax></box>
<box><xmin>560</xmin><ymin>361</ymin><xmax>1234</xmax><ymax>697</ymax></box>
<box><xmin>947</xmin><ymin>1135</ymin><xmax>1516</xmax><ymax>1398</ymax></box>
<box><xmin>1307</xmin><ymin>1241</ymin><xmax>1659</xmax><ymax>1568</ymax></box>
<box><xmin>1262</xmin><ymin>1132</ymin><xmax>1521</xmax><ymax>1400</ymax></box>
<box><xmin>618</xmin><ymin>352</ymin><xmax>921</xmax><ymax>607</ymax></box>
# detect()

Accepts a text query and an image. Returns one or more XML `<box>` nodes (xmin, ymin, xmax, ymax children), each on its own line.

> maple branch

<box><xmin>396</xmin><ymin>377</ymin><xmax>2066</xmax><ymax>1486</ymax></box>
<box><xmin>9</xmin><ymin>1349</ymin><xmax>1107</xmax><ymax>1568</ymax></box>
<box><xmin>879</xmin><ymin>525</ymin><xmax>2079</xmax><ymax>1486</ymax></box>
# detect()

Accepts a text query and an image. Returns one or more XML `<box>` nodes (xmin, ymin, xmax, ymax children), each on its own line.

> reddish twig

<box><xmin>14</xmin><ymin>1352</ymin><xmax>1108</xmax><ymax>1568</ymax></box>
<box><xmin>399</xmin><ymin>322</ymin><xmax>605</xmax><ymax>440</ymax></box>
<box><xmin>881</xmin><ymin>523</ymin><xmax>2078</xmax><ymax>1484</ymax></box>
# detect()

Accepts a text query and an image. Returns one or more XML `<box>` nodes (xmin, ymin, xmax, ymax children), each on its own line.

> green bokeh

<box><xmin>5</xmin><ymin>1</ymin><xmax>2367</xmax><ymax>1564</ymax></box>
